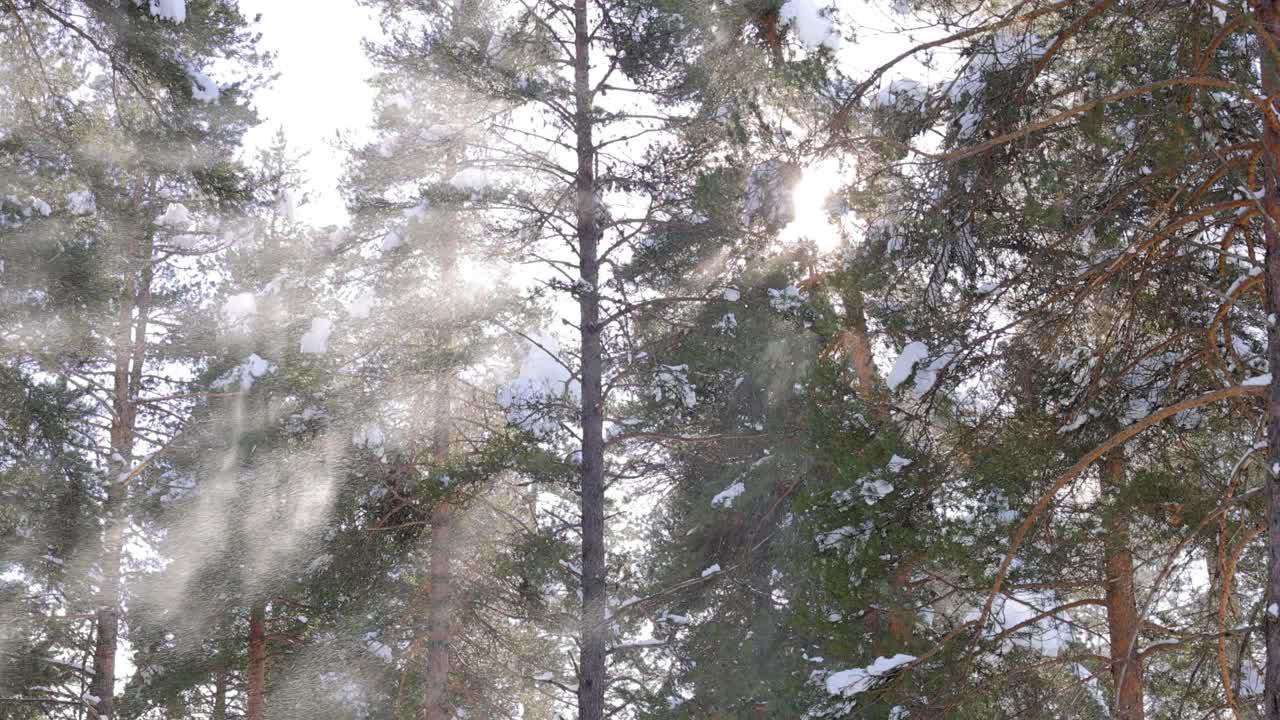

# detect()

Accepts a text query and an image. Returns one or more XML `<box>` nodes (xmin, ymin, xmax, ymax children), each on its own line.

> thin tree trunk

<box><xmin>213</xmin><ymin>670</ymin><xmax>228</xmax><ymax>720</ymax></box>
<box><xmin>423</xmin><ymin>268</ymin><xmax>456</xmax><ymax>720</ymax></box>
<box><xmin>1258</xmin><ymin>4</ymin><xmax>1280</xmax><ymax>718</ymax></box>
<box><xmin>89</xmin><ymin>327</ymin><xmax>131</xmax><ymax>717</ymax></box>
<box><xmin>1101</xmin><ymin>450</ymin><xmax>1144</xmax><ymax>720</ymax></box>
<box><xmin>423</xmin><ymin>502</ymin><xmax>454</xmax><ymax>720</ymax></box>
<box><xmin>573</xmin><ymin>0</ymin><xmax>606</xmax><ymax>717</ymax></box>
<box><xmin>90</xmin><ymin>228</ymin><xmax>152</xmax><ymax>718</ymax></box>
<box><xmin>90</xmin><ymin>478</ymin><xmax>124</xmax><ymax>719</ymax></box>
<box><xmin>247</xmin><ymin>603</ymin><xmax>267</xmax><ymax>720</ymax></box>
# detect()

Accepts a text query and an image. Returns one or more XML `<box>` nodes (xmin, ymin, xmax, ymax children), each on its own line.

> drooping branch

<box><xmin>945</xmin><ymin>78</ymin><xmax>1279</xmax><ymax>163</ymax></box>
<box><xmin>829</xmin><ymin>0</ymin><xmax>1080</xmax><ymax>130</ymax></box>
<box><xmin>969</xmin><ymin>383</ymin><xmax>1266</xmax><ymax>655</ymax></box>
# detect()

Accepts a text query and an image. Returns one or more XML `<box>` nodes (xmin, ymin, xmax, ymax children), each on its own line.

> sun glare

<box><xmin>780</xmin><ymin>159</ymin><xmax>845</xmax><ymax>253</ymax></box>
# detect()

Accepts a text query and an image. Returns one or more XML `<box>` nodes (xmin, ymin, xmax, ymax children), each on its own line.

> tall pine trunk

<box><xmin>423</xmin><ymin>246</ymin><xmax>457</xmax><ymax>720</ymax></box>
<box><xmin>1101</xmin><ymin>450</ymin><xmax>1144</xmax><ymax>720</ymax></box>
<box><xmin>423</xmin><ymin>502</ymin><xmax>454</xmax><ymax>720</ymax></box>
<box><xmin>1258</xmin><ymin>4</ymin><xmax>1280</xmax><ymax>717</ymax></box>
<box><xmin>573</xmin><ymin>0</ymin><xmax>606</xmax><ymax>716</ymax></box>
<box><xmin>90</xmin><ymin>478</ymin><xmax>124</xmax><ymax>718</ymax></box>
<box><xmin>247</xmin><ymin>603</ymin><xmax>267</xmax><ymax>720</ymax></box>
<box><xmin>90</xmin><ymin>229</ymin><xmax>152</xmax><ymax>718</ymax></box>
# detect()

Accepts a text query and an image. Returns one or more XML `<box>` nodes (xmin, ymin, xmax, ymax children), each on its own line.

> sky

<box><xmin>224</xmin><ymin>0</ymin><xmax>888</xmax><ymax>238</ymax></box>
<box><xmin>237</xmin><ymin>0</ymin><xmax>381</xmax><ymax>226</ymax></box>
<box><xmin>222</xmin><ymin>0</ymin><xmax>920</xmax><ymax>243</ymax></box>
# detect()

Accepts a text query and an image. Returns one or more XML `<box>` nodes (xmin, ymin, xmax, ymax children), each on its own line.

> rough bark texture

<box><xmin>247</xmin><ymin>603</ymin><xmax>268</xmax><ymax>720</ymax></box>
<box><xmin>89</xmin><ymin>591</ymin><xmax>119</xmax><ymax>719</ymax></box>
<box><xmin>1101</xmin><ymin>450</ymin><xmax>1144</xmax><ymax>720</ymax></box>
<box><xmin>1259</xmin><ymin>3</ymin><xmax>1280</xmax><ymax>717</ymax></box>
<box><xmin>573</xmin><ymin>1</ymin><xmax>606</xmax><ymax>717</ymax></box>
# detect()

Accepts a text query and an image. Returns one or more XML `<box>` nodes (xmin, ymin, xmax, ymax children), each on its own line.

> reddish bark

<box><xmin>1102</xmin><ymin>450</ymin><xmax>1144</xmax><ymax>720</ymax></box>
<box><xmin>1258</xmin><ymin>3</ymin><xmax>1280</xmax><ymax>717</ymax></box>
<box><xmin>90</xmin><ymin>230</ymin><xmax>152</xmax><ymax>719</ymax></box>
<box><xmin>838</xmin><ymin>300</ymin><xmax>890</xmax><ymax>424</ymax></box>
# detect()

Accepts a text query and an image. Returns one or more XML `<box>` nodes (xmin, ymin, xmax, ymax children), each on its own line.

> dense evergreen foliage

<box><xmin>9</xmin><ymin>1</ymin><xmax>1280</xmax><ymax>719</ymax></box>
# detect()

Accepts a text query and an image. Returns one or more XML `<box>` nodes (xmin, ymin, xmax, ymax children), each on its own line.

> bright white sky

<box><xmin>237</xmin><ymin>0</ymin><xmax>381</xmax><ymax>226</ymax></box>
<box><xmin>226</xmin><ymin>0</ymin><xmax>926</xmax><ymax>242</ymax></box>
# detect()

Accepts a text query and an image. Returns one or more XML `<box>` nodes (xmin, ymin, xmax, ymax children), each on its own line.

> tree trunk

<box><xmin>423</xmin><ymin>502</ymin><xmax>454</xmax><ymax>720</ymax></box>
<box><xmin>418</xmin><ymin>125</ymin><xmax>464</xmax><ymax>718</ymax></box>
<box><xmin>213</xmin><ymin>670</ymin><xmax>228</xmax><ymax>720</ymax></box>
<box><xmin>90</xmin><ymin>229</ymin><xmax>152</xmax><ymax>719</ymax></box>
<box><xmin>1101</xmin><ymin>450</ymin><xmax>1144</xmax><ymax>720</ymax></box>
<box><xmin>573</xmin><ymin>1</ymin><xmax>606</xmax><ymax>717</ymax></box>
<box><xmin>247</xmin><ymin>603</ymin><xmax>268</xmax><ymax>720</ymax></box>
<box><xmin>90</xmin><ymin>481</ymin><xmax>123</xmax><ymax>719</ymax></box>
<box><xmin>1258</xmin><ymin>4</ymin><xmax>1280</xmax><ymax>718</ymax></box>
<box><xmin>837</xmin><ymin>293</ymin><xmax>889</xmax><ymax>424</ymax></box>
<box><xmin>423</xmin><ymin>343</ymin><xmax>456</xmax><ymax>719</ymax></box>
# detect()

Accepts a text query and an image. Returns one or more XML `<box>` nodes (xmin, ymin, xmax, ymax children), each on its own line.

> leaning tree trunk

<box><xmin>90</xmin><ymin>228</ymin><xmax>152</xmax><ymax>718</ymax></box>
<box><xmin>573</xmin><ymin>0</ymin><xmax>606</xmax><ymax>717</ymax></box>
<box><xmin>247</xmin><ymin>603</ymin><xmax>268</xmax><ymax>720</ymax></box>
<box><xmin>1101</xmin><ymin>449</ymin><xmax>1144</xmax><ymax>720</ymax></box>
<box><xmin>1257</xmin><ymin>3</ymin><xmax>1280</xmax><ymax>718</ymax></box>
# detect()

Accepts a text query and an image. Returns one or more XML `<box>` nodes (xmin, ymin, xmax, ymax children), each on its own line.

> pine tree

<box><xmin>784</xmin><ymin>0</ymin><xmax>1280</xmax><ymax>716</ymax></box>
<box><xmin>118</xmin><ymin>133</ymin><xmax>331</xmax><ymax>720</ymax></box>
<box><xmin>586</xmin><ymin>2</ymin><xmax>856</xmax><ymax>715</ymax></box>
<box><xmin>349</xmin><ymin>1</ymin><xmax>775</xmax><ymax>715</ymax></box>
<box><xmin>0</xmin><ymin>1</ymin><xmax>265</xmax><ymax>716</ymax></box>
